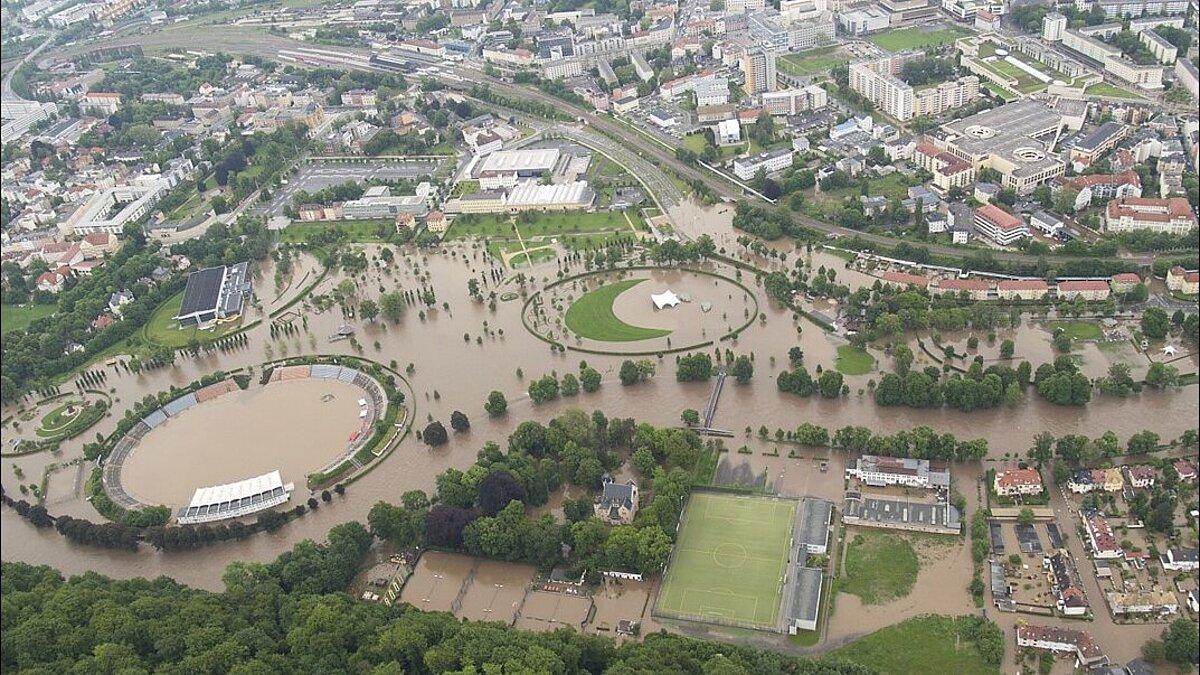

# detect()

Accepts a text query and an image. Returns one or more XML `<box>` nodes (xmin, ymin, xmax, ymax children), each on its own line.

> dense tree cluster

<box><xmin>1034</xmin><ymin>356</ymin><xmax>1092</xmax><ymax>406</ymax></box>
<box><xmin>1</xmin><ymin>555</ymin><xmax>876</xmax><ymax>673</ymax></box>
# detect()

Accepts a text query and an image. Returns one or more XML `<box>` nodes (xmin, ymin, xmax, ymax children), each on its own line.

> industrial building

<box><xmin>175</xmin><ymin>261</ymin><xmax>253</xmax><ymax>327</ymax></box>
<box><xmin>476</xmin><ymin>148</ymin><xmax>564</xmax><ymax>189</ymax></box>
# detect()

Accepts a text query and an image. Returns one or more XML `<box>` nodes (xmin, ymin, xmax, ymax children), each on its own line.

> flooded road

<box><xmin>3</xmin><ymin>203</ymin><xmax>1197</xmax><ymax>597</ymax></box>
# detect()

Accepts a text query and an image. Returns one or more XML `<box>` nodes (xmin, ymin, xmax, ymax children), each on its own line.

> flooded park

<box><xmin>2</xmin><ymin>198</ymin><xmax>1197</xmax><ymax>665</ymax></box>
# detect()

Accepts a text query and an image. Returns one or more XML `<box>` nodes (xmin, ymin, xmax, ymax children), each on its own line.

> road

<box><xmin>33</xmin><ymin>26</ymin><xmax>1170</xmax><ymax>266</ymax></box>
<box><xmin>2</xmin><ymin>32</ymin><xmax>55</xmax><ymax>102</ymax></box>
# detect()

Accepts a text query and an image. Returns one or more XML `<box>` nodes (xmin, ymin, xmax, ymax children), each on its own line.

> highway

<box><xmin>35</xmin><ymin>25</ymin><xmax>1172</xmax><ymax>267</ymax></box>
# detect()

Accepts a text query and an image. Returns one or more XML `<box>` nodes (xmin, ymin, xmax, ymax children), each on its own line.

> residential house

<box><xmin>994</xmin><ymin>468</ymin><xmax>1044</xmax><ymax>497</ymax></box>
<box><xmin>595</xmin><ymin>474</ymin><xmax>639</xmax><ymax>524</ymax></box>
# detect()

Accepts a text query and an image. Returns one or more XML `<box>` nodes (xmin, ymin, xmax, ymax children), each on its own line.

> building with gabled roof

<box><xmin>595</xmin><ymin>474</ymin><xmax>638</xmax><ymax>524</ymax></box>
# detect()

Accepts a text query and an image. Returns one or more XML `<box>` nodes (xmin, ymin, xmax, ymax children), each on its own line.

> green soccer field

<box><xmin>656</xmin><ymin>492</ymin><xmax>796</xmax><ymax>629</ymax></box>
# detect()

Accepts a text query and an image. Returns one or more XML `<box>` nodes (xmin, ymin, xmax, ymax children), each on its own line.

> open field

<box><xmin>656</xmin><ymin>492</ymin><xmax>796</xmax><ymax>629</ymax></box>
<box><xmin>868</xmin><ymin>27</ymin><xmax>971</xmax><ymax>53</ymax></box>
<box><xmin>280</xmin><ymin>219</ymin><xmax>395</xmax><ymax>243</ymax></box>
<box><xmin>1048</xmin><ymin>320</ymin><xmax>1103</xmax><ymax>341</ymax></box>
<box><xmin>2</xmin><ymin>303</ymin><xmax>56</xmax><ymax>334</ymax></box>
<box><xmin>836</xmin><ymin>529</ymin><xmax>919</xmax><ymax>605</ymax></box>
<box><xmin>142</xmin><ymin>292</ymin><xmax>242</xmax><ymax>349</ymax></box>
<box><xmin>779</xmin><ymin>47</ymin><xmax>848</xmax><ymax>77</ymax></box>
<box><xmin>835</xmin><ymin>345</ymin><xmax>875</xmax><ymax>375</ymax></box>
<box><xmin>813</xmin><ymin>172</ymin><xmax>914</xmax><ymax>208</ymax></box>
<box><xmin>829</xmin><ymin>615</ymin><xmax>1001</xmax><ymax>675</ymax></box>
<box><xmin>564</xmin><ymin>279</ymin><xmax>673</xmax><ymax>342</ymax></box>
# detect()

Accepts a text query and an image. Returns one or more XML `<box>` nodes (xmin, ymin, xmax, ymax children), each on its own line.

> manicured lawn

<box><xmin>509</xmin><ymin>247</ymin><xmax>558</xmax><ymax>268</ymax></box>
<box><xmin>2</xmin><ymin>303</ymin><xmax>55</xmax><ymax>334</ymax></box>
<box><xmin>564</xmin><ymin>278</ymin><xmax>672</xmax><ymax>342</ymax></box>
<box><xmin>656</xmin><ymin>492</ymin><xmax>797</xmax><ymax>628</ymax></box>
<box><xmin>1085</xmin><ymin>82</ymin><xmax>1144</xmax><ymax>100</ymax></box>
<box><xmin>36</xmin><ymin>400</ymin><xmax>84</xmax><ymax>437</ymax></box>
<box><xmin>869</xmin><ymin>27</ymin><xmax>971</xmax><ymax>52</ymax></box>
<box><xmin>836</xmin><ymin>530</ymin><xmax>918</xmax><ymax>605</ymax></box>
<box><xmin>778</xmin><ymin>47</ymin><xmax>847</xmax><ymax>77</ymax></box>
<box><xmin>143</xmin><ymin>291</ymin><xmax>242</xmax><ymax>349</ymax></box>
<box><xmin>815</xmin><ymin>173</ymin><xmax>914</xmax><ymax>208</ymax></box>
<box><xmin>280</xmin><ymin>219</ymin><xmax>395</xmax><ymax>243</ymax></box>
<box><xmin>835</xmin><ymin>345</ymin><xmax>875</xmax><ymax>375</ymax></box>
<box><xmin>1049</xmin><ymin>321</ymin><xmax>1103</xmax><ymax>341</ymax></box>
<box><xmin>829</xmin><ymin>615</ymin><xmax>1001</xmax><ymax>675</ymax></box>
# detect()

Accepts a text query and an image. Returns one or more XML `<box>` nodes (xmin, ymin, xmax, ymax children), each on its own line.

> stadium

<box><xmin>102</xmin><ymin>362</ymin><xmax>396</xmax><ymax>523</ymax></box>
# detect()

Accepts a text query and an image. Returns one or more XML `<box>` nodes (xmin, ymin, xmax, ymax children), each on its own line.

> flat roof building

<box><xmin>842</xmin><ymin>492</ymin><xmax>962</xmax><ymax>535</ymax></box>
<box><xmin>476</xmin><ymin>148</ymin><xmax>563</xmax><ymax>188</ymax></box>
<box><xmin>940</xmin><ymin>100</ymin><xmax>1068</xmax><ymax>194</ymax></box>
<box><xmin>846</xmin><ymin>454</ymin><xmax>950</xmax><ymax>490</ymax></box>
<box><xmin>785</xmin><ymin>566</ymin><xmax>823</xmax><ymax>633</ymax></box>
<box><xmin>175</xmin><ymin>261</ymin><xmax>252</xmax><ymax>327</ymax></box>
<box><xmin>795</xmin><ymin>497</ymin><xmax>833</xmax><ymax>555</ymax></box>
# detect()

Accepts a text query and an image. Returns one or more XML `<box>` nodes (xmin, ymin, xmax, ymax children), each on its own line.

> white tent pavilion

<box><xmin>651</xmin><ymin>290</ymin><xmax>681</xmax><ymax>309</ymax></box>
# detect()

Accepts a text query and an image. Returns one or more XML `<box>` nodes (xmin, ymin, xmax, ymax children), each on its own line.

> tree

<box><xmin>450</xmin><ymin>410</ymin><xmax>470</xmax><ymax>432</ymax></box>
<box><xmin>681</xmin><ymin>409</ymin><xmax>700</xmax><ymax>426</ymax></box>
<box><xmin>477</xmin><ymin>470</ymin><xmax>527</xmax><ymax>516</ymax></box>
<box><xmin>425</xmin><ymin>504</ymin><xmax>474</xmax><ymax>548</ymax></box>
<box><xmin>730</xmin><ymin>355</ymin><xmax>753</xmax><ymax>384</ymax></box>
<box><xmin>359</xmin><ymin>299</ymin><xmax>379</xmax><ymax>322</ymax></box>
<box><xmin>1162</xmin><ymin>618</ymin><xmax>1199</xmax><ymax>666</ymax></box>
<box><xmin>379</xmin><ymin>292</ymin><xmax>405</xmax><ymax>322</ymax></box>
<box><xmin>999</xmin><ymin>339</ymin><xmax>1014</xmax><ymax>359</ymax></box>
<box><xmin>579</xmin><ymin>367</ymin><xmax>601</xmax><ymax>392</ymax></box>
<box><xmin>818</xmin><ymin>370</ymin><xmax>843</xmax><ymax>398</ymax></box>
<box><xmin>1017</xmin><ymin>507</ymin><xmax>1035</xmax><ymax>525</ymax></box>
<box><xmin>1141</xmin><ymin>307</ymin><xmax>1170</xmax><ymax>341</ymax></box>
<box><xmin>422</xmin><ymin>421</ymin><xmax>448</xmax><ymax>447</ymax></box>
<box><xmin>485</xmin><ymin>390</ymin><xmax>507</xmax><ymax>417</ymax></box>
<box><xmin>620</xmin><ymin>359</ymin><xmax>654</xmax><ymax>385</ymax></box>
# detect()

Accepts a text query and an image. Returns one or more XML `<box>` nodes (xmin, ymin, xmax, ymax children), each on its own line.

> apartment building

<box><xmin>1104</xmin><ymin>197</ymin><xmax>1197</xmax><ymax>235</ymax></box>
<box><xmin>848</xmin><ymin>55</ymin><xmax>980</xmax><ymax>122</ymax></box>
<box><xmin>997</xmin><ymin>279</ymin><xmax>1050</xmax><ymax>301</ymax></box>
<box><xmin>913</xmin><ymin>142</ymin><xmax>974</xmax><ymax>193</ymax></box>
<box><xmin>740</xmin><ymin>50</ymin><xmax>777</xmax><ymax>95</ymax></box>
<box><xmin>974</xmin><ymin>204</ymin><xmax>1029</xmax><ymax>246</ymax></box>
<box><xmin>994</xmin><ymin>468</ymin><xmax>1044</xmax><ymax>496</ymax></box>
<box><xmin>761</xmin><ymin>85</ymin><xmax>828</xmax><ymax>116</ymax></box>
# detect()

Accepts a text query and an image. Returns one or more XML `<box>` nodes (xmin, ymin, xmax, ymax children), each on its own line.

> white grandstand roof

<box><xmin>505</xmin><ymin>180</ymin><xmax>594</xmax><ymax>207</ymax></box>
<box><xmin>478</xmin><ymin>148</ymin><xmax>561</xmax><ymax>174</ymax></box>
<box><xmin>186</xmin><ymin>470</ymin><xmax>286</xmax><ymax>510</ymax></box>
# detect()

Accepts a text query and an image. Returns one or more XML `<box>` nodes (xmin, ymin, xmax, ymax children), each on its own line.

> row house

<box><xmin>997</xmin><ymin>279</ymin><xmax>1050</xmax><ymax>301</ymax></box>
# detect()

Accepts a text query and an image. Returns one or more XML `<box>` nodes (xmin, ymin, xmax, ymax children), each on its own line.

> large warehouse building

<box><xmin>175</xmin><ymin>261</ymin><xmax>253</xmax><ymax>327</ymax></box>
<box><xmin>476</xmin><ymin>148</ymin><xmax>564</xmax><ymax>189</ymax></box>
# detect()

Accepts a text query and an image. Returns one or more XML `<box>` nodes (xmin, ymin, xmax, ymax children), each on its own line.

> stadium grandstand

<box><xmin>177</xmin><ymin>470</ymin><xmax>295</xmax><ymax>524</ymax></box>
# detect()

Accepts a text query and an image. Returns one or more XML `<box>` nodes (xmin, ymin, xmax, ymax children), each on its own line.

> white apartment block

<box><xmin>848</xmin><ymin>56</ymin><xmax>978</xmax><ymax>121</ymax></box>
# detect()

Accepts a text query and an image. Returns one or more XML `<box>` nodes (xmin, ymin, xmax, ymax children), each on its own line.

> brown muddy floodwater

<box><xmin>3</xmin><ymin>203</ymin><xmax>1197</xmax><ymax>596</ymax></box>
<box><xmin>120</xmin><ymin>378</ymin><xmax>363</xmax><ymax>507</ymax></box>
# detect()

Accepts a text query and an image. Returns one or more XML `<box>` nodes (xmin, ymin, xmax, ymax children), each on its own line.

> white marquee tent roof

<box><xmin>651</xmin><ymin>290</ymin><xmax>680</xmax><ymax>309</ymax></box>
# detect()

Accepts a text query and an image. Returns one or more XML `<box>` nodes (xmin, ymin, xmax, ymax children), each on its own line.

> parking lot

<box><xmin>258</xmin><ymin>159</ymin><xmax>443</xmax><ymax>216</ymax></box>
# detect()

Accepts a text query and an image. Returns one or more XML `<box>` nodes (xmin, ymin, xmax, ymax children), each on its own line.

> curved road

<box><xmin>37</xmin><ymin>26</ymin><xmax>1169</xmax><ymax>267</ymax></box>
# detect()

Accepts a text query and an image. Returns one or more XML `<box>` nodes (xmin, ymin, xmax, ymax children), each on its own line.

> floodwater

<box><xmin>3</xmin><ymin>201</ymin><xmax>1197</xmax><ymax>598</ymax></box>
<box><xmin>120</xmin><ymin>378</ymin><xmax>363</xmax><ymax>507</ymax></box>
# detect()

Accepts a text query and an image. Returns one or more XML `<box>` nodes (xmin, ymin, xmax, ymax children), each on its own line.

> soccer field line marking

<box><xmin>675</xmin><ymin>546</ymin><xmax>784</xmax><ymax>564</ymax></box>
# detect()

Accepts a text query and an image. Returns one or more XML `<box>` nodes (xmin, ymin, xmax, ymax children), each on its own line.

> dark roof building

<box><xmin>175</xmin><ymin>261</ymin><xmax>252</xmax><ymax>327</ymax></box>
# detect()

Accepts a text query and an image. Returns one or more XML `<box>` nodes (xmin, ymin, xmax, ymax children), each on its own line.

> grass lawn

<box><xmin>779</xmin><ymin>47</ymin><xmax>847</xmax><ymax>77</ymax></box>
<box><xmin>36</xmin><ymin>400</ymin><xmax>84</xmax><ymax>437</ymax></box>
<box><xmin>280</xmin><ymin>219</ymin><xmax>395</xmax><ymax>243</ymax></box>
<box><xmin>814</xmin><ymin>173</ymin><xmax>914</xmax><ymax>208</ymax></box>
<box><xmin>452</xmin><ymin>211</ymin><xmax>643</xmax><ymax>243</ymax></box>
<box><xmin>836</xmin><ymin>530</ymin><xmax>918</xmax><ymax>605</ymax></box>
<box><xmin>656</xmin><ymin>492</ymin><xmax>797</xmax><ymax>628</ymax></box>
<box><xmin>978</xmin><ymin>58</ymin><xmax>1046</xmax><ymax>94</ymax></box>
<box><xmin>869</xmin><ymin>26</ymin><xmax>971</xmax><ymax>53</ymax></box>
<box><xmin>509</xmin><ymin>247</ymin><xmax>558</xmax><ymax>268</ymax></box>
<box><xmin>564</xmin><ymin>278</ymin><xmax>672</xmax><ymax>342</ymax></box>
<box><xmin>2</xmin><ymin>303</ymin><xmax>56</xmax><ymax>335</ymax></box>
<box><xmin>835</xmin><ymin>345</ymin><xmax>875</xmax><ymax>375</ymax></box>
<box><xmin>1049</xmin><ymin>321</ymin><xmax>1103</xmax><ymax>341</ymax></box>
<box><xmin>1085</xmin><ymin>82</ymin><xmax>1144</xmax><ymax>100</ymax></box>
<box><xmin>143</xmin><ymin>291</ymin><xmax>242</xmax><ymax>349</ymax></box>
<box><xmin>829</xmin><ymin>615</ymin><xmax>1000</xmax><ymax>675</ymax></box>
